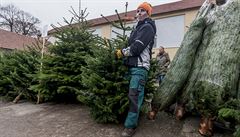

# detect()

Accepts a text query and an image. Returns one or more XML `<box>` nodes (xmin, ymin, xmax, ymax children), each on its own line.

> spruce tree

<box><xmin>0</xmin><ymin>43</ymin><xmax>42</xmax><ymax>103</ymax></box>
<box><xmin>0</xmin><ymin>51</ymin><xmax>11</xmax><ymax>97</ymax></box>
<box><xmin>30</xmin><ymin>8</ymin><xmax>98</xmax><ymax>103</ymax></box>
<box><xmin>78</xmin><ymin>4</ymin><xmax>158</xmax><ymax>123</ymax></box>
<box><xmin>78</xmin><ymin>11</ymin><xmax>130</xmax><ymax>123</ymax></box>
<box><xmin>79</xmin><ymin>37</ymin><xmax>129</xmax><ymax>123</ymax></box>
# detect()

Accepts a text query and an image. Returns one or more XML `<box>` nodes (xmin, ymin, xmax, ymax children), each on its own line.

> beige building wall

<box><xmin>184</xmin><ymin>9</ymin><xmax>199</xmax><ymax>32</ymax></box>
<box><xmin>100</xmin><ymin>25</ymin><xmax>111</xmax><ymax>38</ymax></box>
<box><xmin>152</xmin><ymin>9</ymin><xmax>198</xmax><ymax>60</ymax></box>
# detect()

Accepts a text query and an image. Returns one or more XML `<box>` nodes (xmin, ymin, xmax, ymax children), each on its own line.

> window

<box><xmin>155</xmin><ymin>15</ymin><xmax>184</xmax><ymax>48</ymax></box>
<box><xmin>48</xmin><ymin>36</ymin><xmax>57</xmax><ymax>44</ymax></box>
<box><xmin>92</xmin><ymin>28</ymin><xmax>102</xmax><ymax>36</ymax></box>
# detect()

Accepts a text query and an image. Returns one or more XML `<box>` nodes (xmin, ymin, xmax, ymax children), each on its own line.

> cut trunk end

<box><xmin>36</xmin><ymin>93</ymin><xmax>42</xmax><ymax>104</ymax></box>
<box><xmin>174</xmin><ymin>103</ymin><xmax>185</xmax><ymax>120</ymax></box>
<box><xmin>198</xmin><ymin>116</ymin><xmax>214</xmax><ymax>137</ymax></box>
<box><xmin>13</xmin><ymin>92</ymin><xmax>23</xmax><ymax>103</ymax></box>
<box><xmin>147</xmin><ymin>107</ymin><xmax>158</xmax><ymax>120</ymax></box>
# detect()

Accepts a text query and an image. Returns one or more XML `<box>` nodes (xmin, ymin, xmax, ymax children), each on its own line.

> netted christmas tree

<box><xmin>30</xmin><ymin>8</ymin><xmax>99</xmax><ymax>103</ymax></box>
<box><xmin>152</xmin><ymin>0</ymin><xmax>240</xmax><ymax>135</ymax></box>
<box><xmin>78</xmin><ymin>3</ymin><xmax>158</xmax><ymax>123</ymax></box>
<box><xmin>0</xmin><ymin>43</ymin><xmax>42</xmax><ymax>103</ymax></box>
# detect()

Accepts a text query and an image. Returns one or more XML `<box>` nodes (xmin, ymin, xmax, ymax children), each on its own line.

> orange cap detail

<box><xmin>137</xmin><ymin>2</ymin><xmax>153</xmax><ymax>16</ymax></box>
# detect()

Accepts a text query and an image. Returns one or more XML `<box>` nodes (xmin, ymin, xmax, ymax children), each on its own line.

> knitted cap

<box><xmin>137</xmin><ymin>2</ymin><xmax>152</xmax><ymax>16</ymax></box>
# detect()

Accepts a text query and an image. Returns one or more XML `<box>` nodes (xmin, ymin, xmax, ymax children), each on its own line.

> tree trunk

<box><xmin>36</xmin><ymin>92</ymin><xmax>42</xmax><ymax>104</ymax></box>
<box><xmin>13</xmin><ymin>92</ymin><xmax>23</xmax><ymax>103</ymax></box>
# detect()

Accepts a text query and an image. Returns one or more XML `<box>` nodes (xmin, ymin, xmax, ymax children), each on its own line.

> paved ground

<box><xmin>0</xmin><ymin>99</ymin><xmax>233</xmax><ymax>137</ymax></box>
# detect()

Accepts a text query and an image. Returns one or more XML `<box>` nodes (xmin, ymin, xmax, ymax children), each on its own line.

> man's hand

<box><xmin>115</xmin><ymin>49</ymin><xmax>123</xmax><ymax>59</ymax></box>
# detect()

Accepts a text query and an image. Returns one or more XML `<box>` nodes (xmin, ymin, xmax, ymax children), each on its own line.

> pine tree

<box><xmin>30</xmin><ymin>8</ymin><xmax>99</xmax><ymax>103</ymax></box>
<box><xmin>78</xmin><ymin>8</ymin><xmax>130</xmax><ymax>122</ymax></box>
<box><xmin>78</xmin><ymin>3</ymin><xmax>158</xmax><ymax>123</ymax></box>
<box><xmin>0</xmin><ymin>43</ymin><xmax>42</xmax><ymax>103</ymax></box>
<box><xmin>0</xmin><ymin>50</ymin><xmax>13</xmax><ymax>98</ymax></box>
<box><xmin>79</xmin><ymin>37</ymin><xmax>129</xmax><ymax>123</ymax></box>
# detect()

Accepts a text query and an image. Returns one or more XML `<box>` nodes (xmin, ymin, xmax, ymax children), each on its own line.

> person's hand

<box><xmin>115</xmin><ymin>49</ymin><xmax>123</xmax><ymax>59</ymax></box>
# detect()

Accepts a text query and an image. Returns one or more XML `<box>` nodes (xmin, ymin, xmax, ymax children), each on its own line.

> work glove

<box><xmin>115</xmin><ymin>49</ymin><xmax>123</xmax><ymax>59</ymax></box>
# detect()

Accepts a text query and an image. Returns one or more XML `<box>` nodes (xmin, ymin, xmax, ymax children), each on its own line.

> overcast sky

<box><xmin>0</xmin><ymin>0</ymin><xmax>180</xmax><ymax>29</ymax></box>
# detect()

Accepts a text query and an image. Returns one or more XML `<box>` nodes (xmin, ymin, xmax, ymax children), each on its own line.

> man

<box><xmin>156</xmin><ymin>46</ymin><xmax>170</xmax><ymax>85</ymax></box>
<box><xmin>207</xmin><ymin>0</ymin><xmax>226</xmax><ymax>5</ymax></box>
<box><xmin>115</xmin><ymin>2</ymin><xmax>156</xmax><ymax>137</ymax></box>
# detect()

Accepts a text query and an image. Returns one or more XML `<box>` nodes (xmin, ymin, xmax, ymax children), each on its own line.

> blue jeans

<box><xmin>158</xmin><ymin>74</ymin><xmax>165</xmax><ymax>85</ymax></box>
<box><xmin>124</xmin><ymin>67</ymin><xmax>148</xmax><ymax>128</ymax></box>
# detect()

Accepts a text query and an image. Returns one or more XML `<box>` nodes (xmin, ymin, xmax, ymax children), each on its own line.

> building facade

<box><xmin>88</xmin><ymin>0</ymin><xmax>204</xmax><ymax>60</ymax></box>
<box><xmin>48</xmin><ymin>0</ymin><xmax>205</xmax><ymax>60</ymax></box>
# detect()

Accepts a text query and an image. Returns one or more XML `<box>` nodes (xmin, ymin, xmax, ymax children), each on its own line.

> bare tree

<box><xmin>0</xmin><ymin>4</ymin><xmax>41</xmax><ymax>36</ymax></box>
<box><xmin>14</xmin><ymin>10</ymin><xmax>40</xmax><ymax>36</ymax></box>
<box><xmin>0</xmin><ymin>4</ymin><xmax>19</xmax><ymax>32</ymax></box>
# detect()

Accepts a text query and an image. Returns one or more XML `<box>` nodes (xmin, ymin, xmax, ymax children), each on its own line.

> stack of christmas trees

<box><xmin>0</xmin><ymin>7</ymin><xmax>158</xmax><ymax>124</ymax></box>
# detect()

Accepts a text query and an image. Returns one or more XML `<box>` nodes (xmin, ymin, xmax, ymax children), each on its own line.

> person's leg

<box><xmin>160</xmin><ymin>74</ymin><xmax>165</xmax><ymax>81</ymax></box>
<box><xmin>158</xmin><ymin>75</ymin><xmax>161</xmax><ymax>86</ymax></box>
<box><xmin>158</xmin><ymin>74</ymin><xmax>165</xmax><ymax>85</ymax></box>
<box><xmin>122</xmin><ymin>68</ymin><xmax>148</xmax><ymax>137</ymax></box>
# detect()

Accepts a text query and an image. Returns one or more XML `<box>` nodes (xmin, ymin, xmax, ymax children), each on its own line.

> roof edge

<box><xmin>48</xmin><ymin>0</ymin><xmax>204</xmax><ymax>34</ymax></box>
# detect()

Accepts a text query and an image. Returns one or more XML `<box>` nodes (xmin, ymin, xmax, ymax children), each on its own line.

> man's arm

<box><xmin>164</xmin><ymin>53</ymin><xmax>171</xmax><ymax>67</ymax></box>
<box><xmin>122</xmin><ymin>24</ymin><xmax>155</xmax><ymax>57</ymax></box>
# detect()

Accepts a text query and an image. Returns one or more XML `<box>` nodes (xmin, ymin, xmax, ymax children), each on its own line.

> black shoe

<box><xmin>121</xmin><ymin>128</ymin><xmax>136</xmax><ymax>137</ymax></box>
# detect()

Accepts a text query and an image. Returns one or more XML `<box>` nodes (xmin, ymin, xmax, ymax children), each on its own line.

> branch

<box><xmin>115</xmin><ymin>10</ymin><xmax>124</xmax><ymax>29</ymax></box>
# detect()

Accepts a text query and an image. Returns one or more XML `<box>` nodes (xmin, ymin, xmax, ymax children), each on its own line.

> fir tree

<box><xmin>30</xmin><ymin>8</ymin><xmax>99</xmax><ymax>103</ymax></box>
<box><xmin>0</xmin><ymin>50</ymin><xmax>13</xmax><ymax>98</ymax></box>
<box><xmin>78</xmin><ymin>8</ymin><xmax>130</xmax><ymax>122</ymax></box>
<box><xmin>78</xmin><ymin>3</ymin><xmax>158</xmax><ymax>123</ymax></box>
<box><xmin>79</xmin><ymin>37</ymin><xmax>129</xmax><ymax>123</ymax></box>
<box><xmin>0</xmin><ymin>43</ymin><xmax>42</xmax><ymax>103</ymax></box>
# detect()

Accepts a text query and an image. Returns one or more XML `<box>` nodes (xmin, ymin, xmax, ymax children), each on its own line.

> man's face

<box><xmin>208</xmin><ymin>0</ymin><xmax>226</xmax><ymax>5</ymax></box>
<box><xmin>159</xmin><ymin>48</ymin><xmax>164</xmax><ymax>54</ymax></box>
<box><xmin>136</xmin><ymin>8</ymin><xmax>148</xmax><ymax>21</ymax></box>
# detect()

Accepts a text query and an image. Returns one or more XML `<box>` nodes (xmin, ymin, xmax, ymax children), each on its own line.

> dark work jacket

<box><xmin>121</xmin><ymin>18</ymin><xmax>156</xmax><ymax>71</ymax></box>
